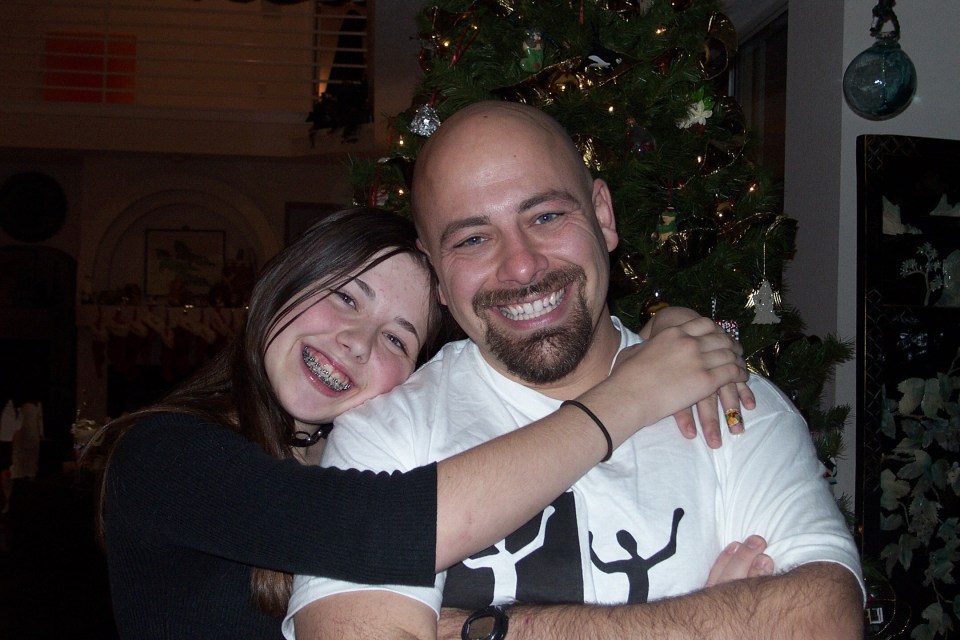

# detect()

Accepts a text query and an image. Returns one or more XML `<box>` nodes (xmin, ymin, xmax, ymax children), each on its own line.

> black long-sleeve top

<box><xmin>105</xmin><ymin>412</ymin><xmax>437</xmax><ymax>639</ymax></box>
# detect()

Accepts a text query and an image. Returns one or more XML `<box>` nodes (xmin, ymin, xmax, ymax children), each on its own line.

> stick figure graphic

<box><xmin>462</xmin><ymin>506</ymin><xmax>556</xmax><ymax>602</ymax></box>
<box><xmin>589</xmin><ymin>508</ymin><xmax>685</xmax><ymax>603</ymax></box>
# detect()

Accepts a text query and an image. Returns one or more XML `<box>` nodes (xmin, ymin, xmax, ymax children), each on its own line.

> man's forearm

<box><xmin>441</xmin><ymin>563</ymin><xmax>863</xmax><ymax>640</ymax></box>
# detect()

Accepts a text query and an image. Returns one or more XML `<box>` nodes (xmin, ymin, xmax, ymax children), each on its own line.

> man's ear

<box><xmin>592</xmin><ymin>179</ymin><xmax>619</xmax><ymax>252</ymax></box>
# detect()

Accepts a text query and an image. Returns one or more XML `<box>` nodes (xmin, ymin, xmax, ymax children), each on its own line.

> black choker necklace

<box><xmin>289</xmin><ymin>423</ymin><xmax>334</xmax><ymax>447</ymax></box>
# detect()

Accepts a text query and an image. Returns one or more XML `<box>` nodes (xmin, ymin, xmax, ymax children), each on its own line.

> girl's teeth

<box><xmin>302</xmin><ymin>347</ymin><xmax>352</xmax><ymax>391</ymax></box>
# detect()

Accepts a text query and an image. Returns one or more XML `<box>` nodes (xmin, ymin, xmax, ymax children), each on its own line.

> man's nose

<box><xmin>496</xmin><ymin>232</ymin><xmax>548</xmax><ymax>285</ymax></box>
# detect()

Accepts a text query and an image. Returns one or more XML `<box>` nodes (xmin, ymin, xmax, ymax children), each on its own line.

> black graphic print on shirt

<box><xmin>590</xmin><ymin>508</ymin><xmax>684</xmax><ymax>603</ymax></box>
<box><xmin>441</xmin><ymin>494</ymin><xmax>684</xmax><ymax>609</ymax></box>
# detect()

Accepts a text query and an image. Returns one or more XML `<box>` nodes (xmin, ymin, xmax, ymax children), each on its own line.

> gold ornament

<box><xmin>640</xmin><ymin>293</ymin><xmax>671</xmax><ymax>322</ymax></box>
<box><xmin>610</xmin><ymin>252</ymin><xmax>647</xmax><ymax>297</ymax></box>
<box><xmin>594</xmin><ymin>0</ymin><xmax>656</xmax><ymax>19</ymax></box>
<box><xmin>699</xmin><ymin>12</ymin><xmax>738</xmax><ymax>79</ymax></box>
<box><xmin>698</xmin><ymin>96</ymin><xmax>746</xmax><ymax>175</ymax></box>
<box><xmin>653</xmin><ymin>48</ymin><xmax>686</xmax><ymax>75</ymax></box>
<box><xmin>572</xmin><ymin>134</ymin><xmax>616</xmax><ymax>172</ymax></box>
<box><xmin>713</xmin><ymin>199</ymin><xmax>736</xmax><ymax>224</ymax></box>
<box><xmin>493</xmin><ymin>45</ymin><xmax>637</xmax><ymax>106</ymax></box>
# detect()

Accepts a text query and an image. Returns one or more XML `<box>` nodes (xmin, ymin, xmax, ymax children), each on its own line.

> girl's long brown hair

<box><xmin>93</xmin><ymin>207</ymin><xmax>446</xmax><ymax>617</ymax></box>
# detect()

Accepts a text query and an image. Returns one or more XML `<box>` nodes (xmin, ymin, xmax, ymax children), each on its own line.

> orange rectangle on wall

<box><xmin>44</xmin><ymin>32</ymin><xmax>136</xmax><ymax>104</ymax></box>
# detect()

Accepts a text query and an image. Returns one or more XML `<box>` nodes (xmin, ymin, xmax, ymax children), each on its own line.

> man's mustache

<box><xmin>472</xmin><ymin>266</ymin><xmax>586</xmax><ymax>314</ymax></box>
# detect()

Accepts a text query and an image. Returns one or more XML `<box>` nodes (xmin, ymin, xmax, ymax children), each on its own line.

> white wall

<box><xmin>785</xmin><ymin>0</ymin><xmax>960</xmax><ymax>503</ymax></box>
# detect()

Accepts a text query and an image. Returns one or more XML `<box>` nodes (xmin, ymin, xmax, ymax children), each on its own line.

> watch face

<box><xmin>462</xmin><ymin>606</ymin><xmax>507</xmax><ymax>640</ymax></box>
<box><xmin>465</xmin><ymin>614</ymin><xmax>496</xmax><ymax>640</ymax></box>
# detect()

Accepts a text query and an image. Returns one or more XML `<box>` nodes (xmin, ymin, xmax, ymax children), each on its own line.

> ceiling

<box><xmin>722</xmin><ymin>0</ymin><xmax>787</xmax><ymax>39</ymax></box>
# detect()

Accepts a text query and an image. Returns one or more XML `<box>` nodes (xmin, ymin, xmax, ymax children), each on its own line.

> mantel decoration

<box><xmin>842</xmin><ymin>0</ymin><xmax>916</xmax><ymax>121</ymax></box>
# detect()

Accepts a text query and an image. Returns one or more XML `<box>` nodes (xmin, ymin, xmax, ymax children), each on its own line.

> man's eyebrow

<box><xmin>439</xmin><ymin>215</ymin><xmax>490</xmax><ymax>246</ymax></box>
<box><xmin>518</xmin><ymin>189</ymin><xmax>580</xmax><ymax>213</ymax></box>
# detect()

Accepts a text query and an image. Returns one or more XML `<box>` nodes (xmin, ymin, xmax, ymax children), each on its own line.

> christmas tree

<box><xmin>352</xmin><ymin>0</ymin><xmax>852</xmax><ymax>498</ymax></box>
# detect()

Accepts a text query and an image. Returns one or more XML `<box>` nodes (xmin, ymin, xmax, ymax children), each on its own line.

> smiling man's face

<box><xmin>413</xmin><ymin>103</ymin><xmax>620</xmax><ymax>389</ymax></box>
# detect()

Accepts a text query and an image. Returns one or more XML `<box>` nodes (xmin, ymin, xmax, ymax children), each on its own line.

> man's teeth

<box><xmin>498</xmin><ymin>289</ymin><xmax>564</xmax><ymax>321</ymax></box>
<box><xmin>302</xmin><ymin>347</ymin><xmax>352</xmax><ymax>391</ymax></box>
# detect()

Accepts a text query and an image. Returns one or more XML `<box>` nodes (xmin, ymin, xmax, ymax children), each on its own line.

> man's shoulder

<box><xmin>744</xmin><ymin>374</ymin><xmax>797</xmax><ymax>414</ymax></box>
<box><xmin>340</xmin><ymin>338</ymin><xmax>482</xmax><ymax>418</ymax></box>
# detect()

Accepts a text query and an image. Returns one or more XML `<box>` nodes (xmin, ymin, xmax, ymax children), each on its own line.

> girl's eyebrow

<box><xmin>394</xmin><ymin>317</ymin><xmax>421</xmax><ymax>347</ymax></box>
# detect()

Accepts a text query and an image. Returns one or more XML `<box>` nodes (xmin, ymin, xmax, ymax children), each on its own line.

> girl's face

<box><xmin>264</xmin><ymin>252</ymin><xmax>432</xmax><ymax>431</ymax></box>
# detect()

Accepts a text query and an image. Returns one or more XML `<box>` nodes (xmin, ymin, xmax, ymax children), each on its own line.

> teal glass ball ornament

<box><xmin>843</xmin><ymin>37</ymin><xmax>916</xmax><ymax>120</ymax></box>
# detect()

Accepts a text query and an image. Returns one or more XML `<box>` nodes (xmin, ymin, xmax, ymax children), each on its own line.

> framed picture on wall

<box><xmin>857</xmin><ymin>134</ymin><xmax>960</xmax><ymax>637</ymax></box>
<box><xmin>285</xmin><ymin>202</ymin><xmax>342</xmax><ymax>246</ymax></box>
<box><xmin>145</xmin><ymin>229</ymin><xmax>225</xmax><ymax>300</ymax></box>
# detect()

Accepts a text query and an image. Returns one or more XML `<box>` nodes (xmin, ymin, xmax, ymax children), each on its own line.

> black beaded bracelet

<box><xmin>560</xmin><ymin>400</ymin><xmax>613</xmax><ymax>462</ymax></box>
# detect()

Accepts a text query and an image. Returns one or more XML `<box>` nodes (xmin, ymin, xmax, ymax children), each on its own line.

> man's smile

<box><xmin>497</xmin><ymin>288</ymin><xmax>565</xmax><ymax>321</ymax></box>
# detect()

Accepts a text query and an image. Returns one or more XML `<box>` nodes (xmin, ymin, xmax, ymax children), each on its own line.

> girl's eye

<box><xmin>336</xmin><ymin>291</ymin><xmax>356</xmax><ymax>308</ymax></box>
<box><xmin>385</xmin><ymin>333</ymin><xmax>408</xmax><ymax>355</ymax></box>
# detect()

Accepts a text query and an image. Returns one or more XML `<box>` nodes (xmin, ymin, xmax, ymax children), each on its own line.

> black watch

<box><xmin>461</xmin><ymin>605</ymin><xmax>509</xmax><ymax>640</ymax></box>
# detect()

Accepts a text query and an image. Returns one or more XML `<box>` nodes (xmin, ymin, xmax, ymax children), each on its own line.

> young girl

<box><xmin>97</xmin><ymin>208</ymin><xmax>750</xmax><ymax>638</ymax></box>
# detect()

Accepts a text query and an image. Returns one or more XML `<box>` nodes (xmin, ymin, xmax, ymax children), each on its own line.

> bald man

<box><xmin>285</xmin><ymin>102</ymin><xmax>863</xmax><ymax>640</ymax></box>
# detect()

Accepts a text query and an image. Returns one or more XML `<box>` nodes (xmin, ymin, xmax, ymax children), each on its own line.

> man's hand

<box><xmin>706</xmin><ymin>535</ymin><xmax>774</xmax><ymax>587</ymax></box>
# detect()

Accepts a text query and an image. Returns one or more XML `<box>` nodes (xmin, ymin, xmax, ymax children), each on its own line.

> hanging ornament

<box><xmin>418</xmin><ymin>37</ymin><xmax>439</xmax><ymax>73</ymax></box>
<box><xmin>417</xmin><ymin>5</ymin><xmax>472</xmax><ymax>70</ymax></box>
<box><xmin>699</xmin><ymin>12</ymin><xmax>738</xmax><ymax>79</ymax></box>
<box><xmin>572</xmin><ymin>134</ymin><xmax>616</xmax><ymax>172</ymax></box>
<box><xmin>612</xmin><ymin>252</ymin><xmax>647</xmax><ymax>295</ymax></box>
<box><xmin>746</xmin><ymin>243</ymin><xmax>782</xmax><ymax>324</ymax></box>
<box><xmin>746</xmin><ymin>279</ymin><xmax>782</xmax><ymax>324</ymax></box>
<box><xmin>520</xmin><ymin>28</ymin><xmax>544</xmax><ymax>73</ymax></box>
<box><xmin>578</xmin><ymin>41</ymin><xmax>638</xmax><ymax>86</ymax></box>
<box><xmin>653</xmin><ymin>205</ymin><xmax>678</xmax><ymax>243</ymax></box>
<box><xmin>595</xmin><ymin>0</ymin><xmax>655</xmax><ymax>19</ymax></box>
<box><xmin>640</xmin><ymin>291</ymin><xmax>671</xmax><ymax>322</ymax></box>
<box><xmin>678</xmin><ymin>86</ymin><xmax>714</xmax><ymax>129</ymax></box>
<box><xmin>652</xmin><ymin>47</ymin><xmax>685</xmax><ymax>76</ymax></box>
<box><xmin>711</xmin><ymin>296</ymin><xmax>740</xmax><ymax>342</ymax></box>
<box><xmin>842</xmin><ymin>0</ymin><xmax>916</xmax><ymax>120</ymax></box>
<box><xmin>625</xmin><ymin>117</ymin><xmax>657</xmax><ymax>157</ymax></box>
<box><xmin>699</xmin><ymin>97</ymin><xmax>746</xmax><ymax>175</ymax></box>
<box><xmin>409</xmin><ymin>100</ymin><xmax>441</xmax><ymax>137</ymax></box>
<box><xmin>494</xmin><ymin>41</ymin><xmax>636</xmax><ymax>106</ymax></box>
<box><xmin>712</xmin><ymin>198</ymin><xmax>736</xmax><ymax>224</ymax></box>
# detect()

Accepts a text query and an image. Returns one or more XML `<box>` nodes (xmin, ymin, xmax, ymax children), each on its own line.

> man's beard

<box><xmin>472</xmin><ymin>266</ymin><xmax>594</xmax><ymax>384</ymax></box>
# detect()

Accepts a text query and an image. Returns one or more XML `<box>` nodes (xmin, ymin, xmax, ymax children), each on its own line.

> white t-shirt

<box><xmin>283</xmin><ymin>318</ymin><xmax>862</xmax><ymax>637</ymax></box>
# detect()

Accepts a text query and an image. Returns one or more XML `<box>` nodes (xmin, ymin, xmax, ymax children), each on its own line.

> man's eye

<box><xmin>535</xmin><ymin>212</ymin><xmax>561</xmax><ymax>224</ymax></box>
<box><xmin>336</xmin><ymin>291</ymin><xmax>356</xmax><ymax>308</ymax></box>
<box><xmin>455</xmin><ymin>235</ymin><xmax>484</xmax><ymax>248</ymax></box>
<box><xmin>385</xmin><ymin>333</ymin><xmax>408</xmax><ymax>355</ymax></box>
